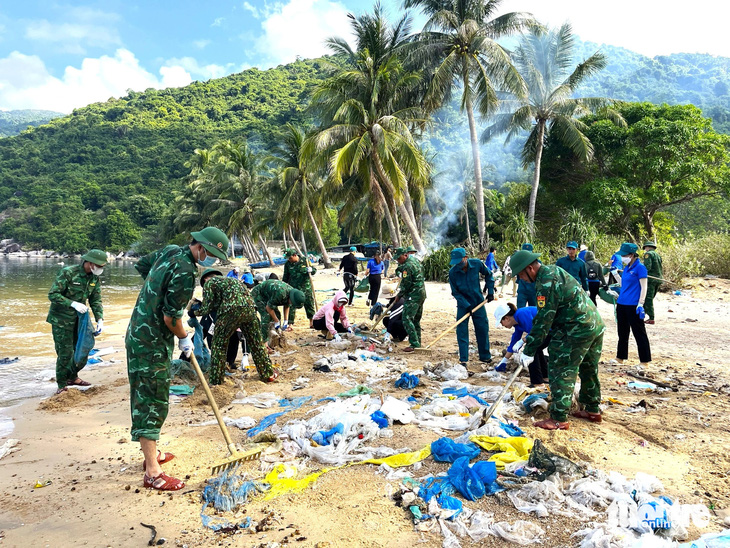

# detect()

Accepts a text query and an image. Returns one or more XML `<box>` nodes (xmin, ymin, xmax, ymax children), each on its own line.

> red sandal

<box><xmin>572</xmin><ymin>410</ymin><xmax>603</xmax><ymax>423</ymax></box>
<box><xmin>142</xmin><ymin>451</ymin><xmax>176</xmax><ymax>471</ymax></box>
<box><xmin>265</xmin><ymin>371</ymin><xmax>280</xmax><ymax>383</ymax></box>
<box><xmin>143</xmin><ymin>472</ymin><xmax>185</xmax><ymax>491</ymax></box>
<box><xmin>533</xmin><ymin>419</ymin><xmax>570</xmax><ymax>430</ymax></box>
<box><xmin>67</xmin><ymin>378</ymin><xmax>91</xmax><ymax>387</ymax></box>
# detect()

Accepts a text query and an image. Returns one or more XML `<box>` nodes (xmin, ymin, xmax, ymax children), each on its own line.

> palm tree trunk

<box><xmin>372</xmin><ymin>175</ymin><xmax>400</xmax><ymax>247</ymax></box>
<box><xmin>373</xmin><ymin>156</ymin><xmax>426</xmax><ymax>254</ymax></box>
<box><xmin>258</xmin><ymin>234</ymin><xmax>275</xmax><ymax>267</ymax></box>
<box><xmin>244</xmin><ymin>233</ymin><xmax>258</xmax><ymax>263</ymax></box>
<box><xmin>464</xmin><ymin>204</ymin><xmax>471</xmax><ymax>243</ymax></box>
<box><xmin>306</xmin><ymin>204</ymin><xmax>334</xmax><ymax>268</ymax></box>
<box><xmin>465</xmin><ymin>93</ymin><xmax>487</xmax><ymax>251</ymax></box>
<box><xmin>527</xmin><ymin>119</ymin><xmax>546</xmax><ymax>232</ymax></box>
<box><xmin>282</xmin><ymin>230</ymin><xmax>288</xmax><ymax>250</ymax></box>
<box><xmin>288</xmin><ymin>227</ymin><xmax>303</xmax><ymax>255</ymax></box>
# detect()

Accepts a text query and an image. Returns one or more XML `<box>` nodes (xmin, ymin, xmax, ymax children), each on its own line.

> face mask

<box><xmin>91</xmin><ymin>265</ymin><xmax>104</xmax><ymax>276</ymax></box>
<box><xmin>198</xmin><ymin>247</ymin><xmax>217</xmax><ymax>267</ymax></box>
<box><xmin>621</xmin><ymin>256</ymin><xmax>631</xmax><ymax>265</ymax></box>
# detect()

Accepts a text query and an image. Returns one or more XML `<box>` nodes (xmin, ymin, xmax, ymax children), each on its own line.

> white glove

<box><xmin>347</xmin><ymin>327</ymin><xmax>353</xmax><ymax>334</ymax></box>
<box><xmin>336</xmin><ymin>271</ymin><xmax>341</xmax><ymax>277</ymax></box>
<box><xmin>94</xmin><ymin>319</ymin><xmax>104</xmax><ymax>335</ymax></box>
<box><xmin>519</xmin><ymin>353</ymin><xmax>535</xmax><ymax>368</ymax></box>
<box><xmin>512</xmin><ymin>339</ymin><xmax>524</xmax><ymax>352</ymax></box>
<box><xmin>606</xmin><ymin>289</ymin><xmax>619</xmax><ymax>298</ymax></box>
<box><xmin>178</xmin><ymin>334</ymin><xmax>194</xmax><ymax>358</ymax></box>
<box><xmin>70</xmin><ymin>301</ymin><xmax>88</xmax><ymax>314</ymax></box>
<box><xmin>308</xmin><ymin>267</ymin><xmax>314</xmax><ymax>274</ymax></box>
<box><xmin>274</xmin><ymin>322</ymin><xmax>281</xmax><ymax>330</ymax></box>
<box><xmin>282</xmin><ymin>321</ymin><xmax>289</xmax><ymax>330</ymax></box>
<box><xmin>333</xmin><ymin>334</ymin><xmax>342</xmax><ymax>342</ymax></box>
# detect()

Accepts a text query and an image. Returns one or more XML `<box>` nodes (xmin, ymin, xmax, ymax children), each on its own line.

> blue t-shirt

<box><xmin>578</xmin><ymin>250</ymin><xmax>587</xmax><ymax>261</ymax></box>
<box><xmin>242</xmin><ymin>272</ymin><xmax>253</xmax><ymax>284</ymax></box>
<box><xmin>367</xmin><ymin>258</ymin><xmax>384</xmax><ymax>275</ymax></box>
<box><xmin>226</xmin><ymin>270</ymin><xmax>239</xmax><ymax>279</ymax></box>
<box><xmin>508</xmin><ymin>306</ymin><xmax>538</xmax><ymax>352</ymax></box>
<box><xmin>484</xmin><ymin>252</ymin><xmax>499</xmax><ymax>272</ymax></box>
<box><xmin>610</xmin><ymin>253</ymin><xmax>622</xmax><ymax>270</ymax></box>
<box><xmin>617</xmin><ymin>259</ymin><xmax>647</xmax><ymax>305</ymax></box>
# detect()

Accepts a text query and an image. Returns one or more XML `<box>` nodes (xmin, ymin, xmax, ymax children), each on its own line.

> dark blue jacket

<box><xmin>449</xmin><ymin>258</ymin><xmax>493</xmax><ymax>309</ymax></box>
<box><xmin>555</xmin><ymin>256</ymin><xmax>588</xmax><ymax>290</ymax></box>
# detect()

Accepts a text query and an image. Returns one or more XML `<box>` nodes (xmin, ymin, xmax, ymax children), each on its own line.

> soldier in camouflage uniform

<box><xmin>510</xmin><ymin>249</ymin><xmax>605</xmax><ymax>430</ymax></box>
<box><xmin>126</xmin><ymin>227</ymin><xmax>228</xmax><ymax>491</ymax></box>
<box><xmin>250</xmin><ymin>279</ymin><xmax>305</xmax><ymax>344</ymax></box>
<box><xmin>47</xmin><ymin>249</ymin><xmax>107</xmax><ymax>393</ymax></box>
<box><xmin>394</xmin><ymin>247</ymin><xmax>427</xmax><ymax>352</ymax></box>
<box><xmin>282</xmin><ymin>249</ymin><xmax>316</xmax><ymax>327</ymax></box>
<box><xmin>195</xmin><ymin>270</ymin><xmax>275</xmax><ymax>384</ymax></box>
<box><xmin>642</xmin><ymin>241</ymin><xmax>663</xmax><ymax>324</ymax></box>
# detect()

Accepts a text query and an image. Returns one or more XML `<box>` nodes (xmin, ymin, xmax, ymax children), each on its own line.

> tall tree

<box><xmin>482</xmin><ymin>23</ymin><xmax>623</xmax><ymax>229</ymax></box>
<box><xmin>269</xmin><ymin>124</ymin><xmax>334</xmax><ymax>268</ymax></box>
<box><xmin>405</xmin><ymin>0</ymin><xmax>533</xmax><ymax>249</ymax></box>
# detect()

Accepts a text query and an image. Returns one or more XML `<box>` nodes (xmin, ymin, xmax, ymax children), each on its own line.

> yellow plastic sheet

<box><xmin>263</xmin><ymin>464</ymin><xmax>328</xmax><ymax>500</ymax></box>
<box><xmin>469</xmin><ymin>436</ymin><xmax>533</xmax><ymax>470</ymax></box>
<box><xmin>360</xmin><ymin>445</ymin><xmax>432</xmax><ymax>467</ymax></box>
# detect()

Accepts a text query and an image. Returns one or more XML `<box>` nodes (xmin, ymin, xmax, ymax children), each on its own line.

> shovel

<box><xmin>188</xmin><ymin>351</ymin><xmax>261</xmax><ymax>474</ymax></box>
<box><xmin>479</xmin><ymin>364</ymin><xmax>524</xmax><ymax>426</ymax></box>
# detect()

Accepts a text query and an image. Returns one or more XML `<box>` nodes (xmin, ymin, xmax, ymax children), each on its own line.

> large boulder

<box><xmin>3</xmin><ymin>243</ymin><xmax>21</xmax><ymax>253</ymax></box>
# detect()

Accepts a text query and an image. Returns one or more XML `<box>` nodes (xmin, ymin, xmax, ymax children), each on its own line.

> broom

<box><xmin>188</xmin><ymin>351</ymin><xmax>262</xmax><ymax>474</ymax></box>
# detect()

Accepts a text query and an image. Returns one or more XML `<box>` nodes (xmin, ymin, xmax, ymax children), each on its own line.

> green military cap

<box><xmin>406</xmin><ymin>245</ymin><xmax>417</xmax><ymax>253</ymax></box>
<box><xmin>285</xmin><ymin>248</ymin><xmax>298</xmax><ymax>258</ymax></box>
<box><xmin>200</xmin><ymin>267</ymin><xmax>223</xmax><ymax>286</ymax></box>
<box><xmin>510</xmin><ymin>250</ymin><xmax>542</xmax><ymax>275</ymax></box>
<box><xmin>642</xmin><ymin>241</ymin><xmax>657</xmax><ymax>249</ymax></box>
<box><xmin>81</xmin><ymin>249</ymin><xmax>108</xmax><ymax>266</ymax></box>
<box><xmin>191</xmin><ymin>227</ymin><xmax>229</xmax><ymax>261</ymax></box>
<box><xmin>394</xmin><ymin>247</ymin><xmax>408</xmax><ymax>258</ymax></box>
<box><xmin>289</xmin><ymin>289</ymin><xmax>305</xmax><ymax>308</ymax></box>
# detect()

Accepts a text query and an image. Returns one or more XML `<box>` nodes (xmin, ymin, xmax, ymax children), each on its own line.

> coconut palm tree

<box><xmin>404</xmin><ymin>0</ymin><xmax>535</xmax><ymax>250</ymax></box>
<box><xmin>482</xmin><ymin>23</ymin><xmax>625</xmax><ymax>229</ymax></box>
<box><xmin>309</xmin><ymin>50</ymin><xmax>430</xmax><ymax>254</ymax></box>
<box><xmin>268</xmin><ymin>124</ymin><xmax>334</xmax><ymax>268</ymax></box>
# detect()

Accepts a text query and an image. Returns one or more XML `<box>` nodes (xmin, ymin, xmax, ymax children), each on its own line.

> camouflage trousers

<box><xmin>209</xmin><ymin>305</ymin><xmax>273</xmax><ymax>384</ymax></box>
<box><xmin>128</xmin><ymin>366</ymin><xmax>170</xmax><ymax>442</ymax></box>
<box><xmin>403</xmin><ymin>291</ymin><xmax>426</xmax><ymax>348</ymax></box>
<box><xmin>254</xmin><ymin>302</ymin><xmax>281</xmax><ymax>342</ymax></box>
<box><xmin>547</xmin><ymin>332</ymin><xmax>603</xmax><ymax>422</ymax></box>
<box><xmin>644</xmin><ymin>280</ymin><xmax>661</xmax><ymax>320</ymax></box>
<box><xmin>287</xmin><ymin>284</ymin><xmax>315</xmax><ymax>324</ymax></box>
<box><xmin>52</xmin><ymin>321</ymin><xmax>88</xmax><ymax>389</ymax></box>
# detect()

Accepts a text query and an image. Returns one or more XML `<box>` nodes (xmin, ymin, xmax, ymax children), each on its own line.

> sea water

<box><xmin>0</xmin><ymin>256</ymin><xmax>142</xmax><ymax>415</ymax></box>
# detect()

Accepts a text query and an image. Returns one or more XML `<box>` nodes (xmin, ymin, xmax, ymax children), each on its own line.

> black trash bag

<box><xmin>527</xmin><ymin>439</ymin><xmax>583</xmax><ymax>481</ymax></box>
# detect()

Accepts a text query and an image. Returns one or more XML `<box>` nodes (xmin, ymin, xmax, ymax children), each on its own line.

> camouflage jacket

<box><xmin>642</xmin><ymin>250</ymin><xmax>663</xmax><ymax>279</ymax></box>
<box><xmin>250</xmin><ymin>280</ymin><xmax>295</xmax><ymax>309</ymax></box>
<box><xmin>283</xmin><ymin>260</ymin><xmax>314</xmax><ymax>290</ymax></box>
<box><xmin>135</xmin><ymin>244</ymin><xmax>181</xmax><ymax>280</ymax></box>
<box><xmin>126</xmin><ymin>245</ymin><xmax>197</xmax><ymax>375</ymax></box>
<box><xmin>198</xmin><ymin>275</ymin><xmax>253</xmax><ymax>318</ymax></box>
<box><xmin>398</xmin><ymin>256</ymin><xmax>426</xmax><ymax>298</ymax></box>
<box><xmin>47</xmin><ymin>264</ymin><xmax>103</xmax><ymax>326</ymax></box>
<box><xmin>524</xmin><ymin>264</ymin><xmax>605</xmax><ymax>356</ymax></box>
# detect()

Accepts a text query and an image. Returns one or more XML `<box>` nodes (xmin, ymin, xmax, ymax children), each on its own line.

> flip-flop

<box><xmin>265</xmin><ymin>371</ymin><xmax>280</xmax><ymax>383</ymax></box>
<box><xmin>572</xmin><ymin>410</ymin><xmax>603</xmax><ymax>423</ymax></box>
<box><xmin>55</xmin><ymin>387</ymin><xmax>68</xmax><ymax>395</ymax></box>
<box><xmin>533</xmin><ymin>419</ymin><xmax>569</xmax><ymax>430</ymax></box>
<box><xmin>142</xmin><ymin>451</ymin><xmax>176</xmax><ymax>471</ymax></box>
<box><xmin>143</xmin><ymin>472</ymin><xmax>185</xmax><ymax>491</ymax></box>
<box><xmin>67</xmin><ymin>378</ymin><xmax>91</xmax><ymax>387</ymax></box>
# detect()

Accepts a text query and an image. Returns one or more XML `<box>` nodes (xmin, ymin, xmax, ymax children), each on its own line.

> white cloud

<box><xmin>164</xmin><ymin>57</ymin><xmax>231</xmax><ymax>80</ymax></box>
<box><xmin>193</xmin><ymin>39</ymin><xmax>211</xmax><ymax>49</ymax></box>
<box><xmin>24</xmin><ymin>7</ymin><xmax>121</xmax><ymax>55</ymax></box>
<box><xmin>211</xmin><ymin>17</ymin><xmax>225</xmax><ymax>27</ymax></box>
<box><xmin>243</xmin><ymin>2</ymin><xmax>260</xmax><ymax>18</ymax></box>
<box><xmin>252</xmin><ymin>0</ymin><xmax>353</xmax><ymax>66</ymax></box>
<box><xmin>0</xmin><ymin>49</ymin><xmax>193</xmax><ymax>113</ymax></box>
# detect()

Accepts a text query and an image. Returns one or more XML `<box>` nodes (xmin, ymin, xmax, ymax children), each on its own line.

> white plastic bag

<box><xmin>232</xmin><ymin>391</ymin><xmax>279</xmax><ymax>408</ymax></box>
<box><xmin>490</xmin><ymin>521</ymin><xmax>544</xmax><ymax>545</ymax></box>
<box><xmin>380</xmin><ymin>396</ymin><xmax>415</xmax><ymax>424</ymax></box>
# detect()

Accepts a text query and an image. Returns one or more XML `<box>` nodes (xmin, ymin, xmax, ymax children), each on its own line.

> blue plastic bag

<box><xmin>442</xmin><ymin>387</ymin><xmax>468</xmax><ymax>397</ymax></box>
<box><xmin>395</xmin><ymin>372</ymin><xmax>420</xmax><ymax>389</ymax></box>
<box><xmin>522</xmin><ymin>393</ymin><xmax>548</xmax><ymax>413</ymax></box>
<box><xmin>370</xmin><ymin>410</ymin><xmax>389</xmax><ymax>428</ymax></box>
<box><xmin>431</xmin><ymin>437</ymin><xmax>481</xmax><ymax>463</ymax></box>
<box><xmin>312</xmin><ymin>423</ymin><xmax>344</xmax><ymax>446</ymax></box>
<box><xmin>472</xmin><ymin>460</ymin><xmax>497</xmax><ymax>483</ymax></box>
<box><xmin>74</xmin><ymin>311</ymin><xmax>96</xmax><ymax>365</ymax></box>
<box><xmin>499</xmin><ymin>421</ymin><xmax>524</xmax><ymax>437</ymax></box>
<box><xmin>448</xmin><ymin>456</ymin><xmax>485</xmax><ymax>501</ymax></box>
<box><xmin>437</xmin><ymin>493</ymin><xmax>463</xmax><ymax>519</ymax></box>
<box><xmin>419</xmin><ymin>476</ymin><xmax>454</xmax><ymax>503</ymax></box>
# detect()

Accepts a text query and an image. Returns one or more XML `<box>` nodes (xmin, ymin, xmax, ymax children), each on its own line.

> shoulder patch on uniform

<box><xmin>643</xmin><ymin>253</ymin><xmax>649</xmax><ymax>259</ymax></box>
<box><xmin>537</xmin><ymin>295</ymin><xmax>546</xmax><ymax>308</ymax></box>
<box><xmin>403</xmin><ymin>271</ymin><xmax>408</xmax><ymax>277</ymax></box>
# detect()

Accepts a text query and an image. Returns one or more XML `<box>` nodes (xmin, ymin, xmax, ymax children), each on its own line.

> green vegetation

<box><xmin>0</xmin><ymin>110</ymin><xmax>63</xmax><ymax>138</ymax></box>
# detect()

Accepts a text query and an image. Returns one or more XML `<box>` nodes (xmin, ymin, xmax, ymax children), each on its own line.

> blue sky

<box><xmin>1</xmin><ymin>0</ymin><xmax>729</xmax><ymax>112</ymax></box>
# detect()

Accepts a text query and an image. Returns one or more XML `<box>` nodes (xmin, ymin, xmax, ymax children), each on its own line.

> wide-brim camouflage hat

<box><xmin>379</xmin><ymin>282</ymin><xmax>398</xmax><ymax>300</ymax></box>
<box><xmin>191</xmin><ymin>227</ymin><xmax>229</xmax><ymax>261</ymax></box>
<box><xmin>642</xmin><ymin>241</ymin><xmax>657</xmax><ymax>249</ymax></box>
<box><xmin>81</xmin><ymin>249</ymin><xmax>108</xmax><ymax>266</ymax></box>
<box><xmin>510</xmin><ymin>250</ymin><xmax>542</xmax><ymax>275</ymax></box>
<box><xmin>200</xmin><ymin>267</ymin><xmax>223</xmax><ymax>286</ymax></box>
<box><xmin>289</xmin><ymin>289</ymin><xmax>305</xmax><ymax>308</ymax></box>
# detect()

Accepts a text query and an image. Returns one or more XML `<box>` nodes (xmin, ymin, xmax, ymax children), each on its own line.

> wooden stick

<box><xmin>423</xmin><ymin>299</ymin><xmax>488</xmax><ymax>350</ymax></box>
<box><xmin>480</xmin><ymin>364</ymin><xmax>524</xmax><ymax>426</ymax></box>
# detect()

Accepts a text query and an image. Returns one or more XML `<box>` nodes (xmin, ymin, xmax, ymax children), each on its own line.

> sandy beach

<box><xmin>1</xmin><ymin>268</ymin><xmax>729</xmax><ymax>547</ymax></box>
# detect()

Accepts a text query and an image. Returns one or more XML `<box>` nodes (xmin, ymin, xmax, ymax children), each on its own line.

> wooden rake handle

<box><xmin>188</xmin><ymin>351</ymin><xmax>238</xmax><ymax>457</ymax></box>
<box><xmin>370</xmin><ymin>278</ymin><xmax>402</xmax><ymax>331</ymax></box>
<box><xmin>425</xmin><ymin>298</ymin><xmax>489</xmax><ymax>350</ymax></box>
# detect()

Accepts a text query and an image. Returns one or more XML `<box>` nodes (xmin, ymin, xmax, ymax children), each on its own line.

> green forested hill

<box><xmin>1</xmin><ymin>41</ymin><xmax>730</xmax><ymax>252</ymax></box>
<box><xmin>0</xmin><ymin>110</ymin><xmax>64</xmax><ymax>138</ymax></box>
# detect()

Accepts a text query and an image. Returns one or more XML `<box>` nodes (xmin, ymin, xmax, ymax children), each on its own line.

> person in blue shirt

<box><xmin>578</xmin><ymin>244</ymin><xmax>588</xmax><ymax>262</ymax></box>
<box><xmin>364</xmin><ymin>251</ymin><xmax>385</xmax><ymax>306</ymax></box>
<box><xmin>226</xmin><ymin>267</ymin><xmax>240</xmax><ymax>279</ymax></box>
<box><xmin>613</xmin><ymin>242</ymin><xmax>651</xmax><ymax>365</ymax></box>
<box><xmin>241</xmin><ymin>270</ymin><xmax>254</xmax><ymax>288</ymax></box>
<box><xmin>516</xmin><ymin>243</ymin><xmax>537</xmax><ymax>308</ymax></box>
<box><xmin>484</xmin><ymin>246</ymin><xmax>499</xmax><ymax>272</ymax></box>
<box><xmin>449</xmin><ymin>247</ymin><xmax>494</xmax><ymax>366</ymax></box>
<box><xmin>494</xmin><ymin>303</ymin><xmax>550</xmax><ymax>387</ymax></box>
<box><xmin>555</xmin><ymin>241</ymin><xmax>588</xmax><ymax>290</ymax></box>
<box><xmin>606</xmin><ymin>250</ymin><xmax>623</xmax><ymax>284</ymax></box>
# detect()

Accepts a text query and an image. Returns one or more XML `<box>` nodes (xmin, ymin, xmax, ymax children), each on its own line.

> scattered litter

<box><xmin>380</xmin><ymin>396</ymin><xmax>415</xmax><ymax>424</ymax></box>
<box><xmin>0</xmin><ymin>439</ymin><xmax>19</xmax><ymax>460</ymax></box>
<box><xmin>169</xmin><ymin>385</ymin><xmax>194</xmax><ymax>396</ymax></box>
<box><xmin>628</xmin><ymin>381</ymin><xmax>657</xmax><ymax>392</ymax></box>
<box><xmin>33</xmin><ymin>479</ymin><xmax>52</xmax><ymax>488</ymax></box>
<box><xmin>232</xmin><ymin>392</ymin><xmax>279</xmax><ymax>408</ymax></box>
<box><xmin>394</xmin><ymin>372</ymin><xmax>419</xmax><ymax>389</ymax></box>
<box><xmin>338</xmin><ymin>385</ymin><xmax>374</xmax><ymax>397</ymax></box>
<box><xmin>431</xmin><ymin>437</ymin><xmax>480</xmax><ymax>463</ymax></box>
<box><xmin>291</xmin><ymin>376</ymin><xmax>309</xmax><ymax>390</ymax></box>
<box><xmin>189</xmin><ymin>417</ymin><xmax>256</xmax><ymax>429</ymax></box>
